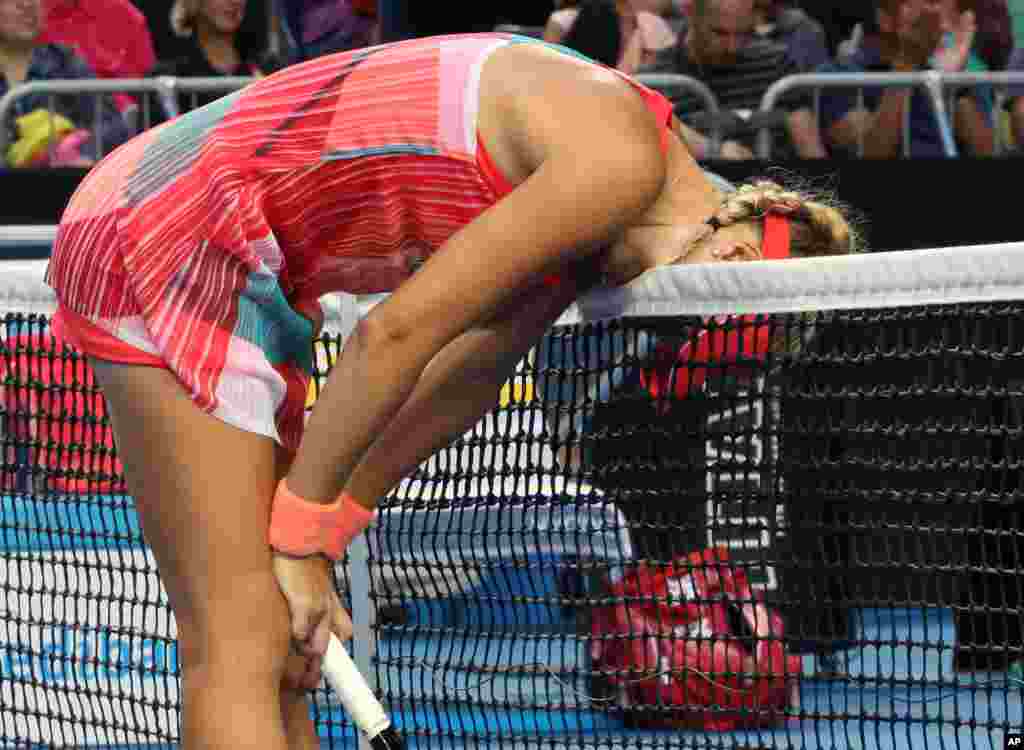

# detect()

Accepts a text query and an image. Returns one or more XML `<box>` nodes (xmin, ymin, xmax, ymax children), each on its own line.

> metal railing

<box><xmin>636</xmin><ymin>73</ymin><xmax>723</xmax><ymax>157</ymax></box>
<box><xmin>18</xmin><ymin>71</ymin><xmax>1024</xmax><ymax>162</ymax></box>
<box><xmin>0</xmin><ymin>76</ymin><xmax>254</xmax><ymax>158</ymax></box>
<box><xmin>0</xmin><ymin>73</ymin><xmax>727</xmax><ymax>161</ymax></box>
<box><xmin>757</xmin><ymin>71</ymin><xmax>1024</xmax><ymax>159</ymax></box>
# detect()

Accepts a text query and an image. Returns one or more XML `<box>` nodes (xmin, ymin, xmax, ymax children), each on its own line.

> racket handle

<box><xmin>323</xmin><ymin>633</ymin><xmax>402</xmax><ymax>748</ymax></box>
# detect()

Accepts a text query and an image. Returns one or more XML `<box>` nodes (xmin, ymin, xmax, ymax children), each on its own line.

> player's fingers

<box><xmin>304</xmin><ymin>611</ymin><xmax>331</xmax><ymax>658</ymax></box>
<box><xmin>281</xmin><ymin>651</ymin><xmax>308</xmax><ymax>692</ymax></box>
<box><xmin>291</xmin><ymin>595</ymin><xmax>326</xmax><ymax>648</ymax></box>
<box><xmin>302</xmin><ymin>653</ymin><xmax>324</xmax><ymax>691</ymax></box>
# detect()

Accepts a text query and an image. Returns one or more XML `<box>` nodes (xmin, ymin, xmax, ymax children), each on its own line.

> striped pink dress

<box><xmin>46</xmin><ymin>32</ymin><xmax>674</xmax><ymax>452</ymax></box>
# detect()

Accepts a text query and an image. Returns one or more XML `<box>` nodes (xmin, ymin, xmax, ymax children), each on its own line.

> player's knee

<box><xmin>177</xmin><ymin>624</ymin><xmax>292</xmax><ymax>686</ymax></box>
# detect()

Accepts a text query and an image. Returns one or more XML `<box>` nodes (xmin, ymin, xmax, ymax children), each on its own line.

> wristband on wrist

<box><xmin>268</xmin><ymin>479</ymin><xmax>376</xmax><ymax>561</ymax></box>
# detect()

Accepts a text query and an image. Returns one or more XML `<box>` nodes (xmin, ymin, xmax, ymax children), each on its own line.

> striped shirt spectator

<box><xmin>641</xmin><ymin>0</ymin><xmax>826</xmax><ymax>159</ymax></box>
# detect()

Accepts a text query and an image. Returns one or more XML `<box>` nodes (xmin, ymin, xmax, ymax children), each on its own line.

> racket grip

<box><xmin>323</xmin><ymin>633</ymin><xmax>398</xmax><ymax>744</ymax></box>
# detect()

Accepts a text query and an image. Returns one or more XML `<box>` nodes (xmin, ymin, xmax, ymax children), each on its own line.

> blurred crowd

<box><xmin>2</xmin><ymin>0</ymin><xmax>1024</xmax><ymax>167</ymax></box>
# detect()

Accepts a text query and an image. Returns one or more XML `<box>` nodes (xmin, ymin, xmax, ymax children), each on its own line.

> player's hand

<box><xmin>272</xmin><ymin>552</ymin><xmax>353</xmax><ymax>689</ymax></box>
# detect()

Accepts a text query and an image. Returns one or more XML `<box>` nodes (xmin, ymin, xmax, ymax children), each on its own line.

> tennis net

<box><xmin>2</xmin><ymin>242</ymin><xmax>1023</xmax><ymax>750</ymax></box>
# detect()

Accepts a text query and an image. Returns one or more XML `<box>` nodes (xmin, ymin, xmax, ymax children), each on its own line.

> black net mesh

<box><xmin>2</xmin><ymin>304</ymin><xmax>1022</xmax><ymax>749</ymax></box>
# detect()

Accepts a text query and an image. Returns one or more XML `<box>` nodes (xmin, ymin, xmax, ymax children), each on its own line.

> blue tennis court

<box><xmin>1</xmin><ymin>492</ymin><xmax>1020</xmax><ymax>750</ymax></box>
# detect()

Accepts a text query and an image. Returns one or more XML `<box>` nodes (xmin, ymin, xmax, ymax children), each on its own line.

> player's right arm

<box><xmin>272</xmin><ymin>48</ymin><xmax>667</xmax><ymax>664</ymax></box>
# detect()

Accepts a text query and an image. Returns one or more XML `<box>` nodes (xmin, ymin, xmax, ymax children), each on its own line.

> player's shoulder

<box><xmin>487</xmin><ymin>40</ymin><xmax>655</xmax><ymax>117</ymax></box>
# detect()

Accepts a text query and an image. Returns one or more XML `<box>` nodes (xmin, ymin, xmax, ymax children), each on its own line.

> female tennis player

<box><xmin>46</xmin><ymin>32</ymin><xmax>858</xmax><ymax>749</ymax></box>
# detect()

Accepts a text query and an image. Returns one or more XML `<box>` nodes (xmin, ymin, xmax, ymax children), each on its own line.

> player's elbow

<box><xmin>356</xmin><ymin>305</ymin><xmax>454</xmax><ymax>374</ymax></box>
<box><xmin>356</xmin><ymin>309</ymin><xmax>415</xmax><ymax>353</ymax></box>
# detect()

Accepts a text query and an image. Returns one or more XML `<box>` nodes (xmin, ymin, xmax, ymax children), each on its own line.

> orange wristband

<box><xmin>268</xmin><ymin>480</ymin><xmax>375</xmax><ymax>561</ymax></box>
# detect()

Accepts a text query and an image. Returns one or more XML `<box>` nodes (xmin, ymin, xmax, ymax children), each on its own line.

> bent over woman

<box><xmin>47</xmin><ymin>32</ymin><xmax>859</xmax><ymax>749</ymax></box>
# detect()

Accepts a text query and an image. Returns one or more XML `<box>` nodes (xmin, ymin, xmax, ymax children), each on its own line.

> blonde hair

<box><xmin>690</xmin><ymin>178</ymin><xmax>865</xmax><ymax>357</ymax></box>
<box><xmin>707</xmin><ymin>179</ymin><xmax>864</xmax><ymax>259</ymax></box>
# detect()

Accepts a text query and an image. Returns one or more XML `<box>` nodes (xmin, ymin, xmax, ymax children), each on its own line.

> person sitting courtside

<box><xmin>145</xmin><ymin>0</ymin><xmax>281</xmax><ymax>125</ymax></box>
<box><xmin>543</xmin><ymin>0</ymin><xmax>677</xmax><ymax>74</ymax></box>
<box><xmin>641</xmin><ymin>0</ymin><xmax>828</xmax><ymax>160</ymax></box>
<box><xmin>0</xmin><ymin>0</ymin><xmax>132</xmax><ymax>167</ymax></box>
<box><xmin>817</xmin><ymin>0</ymin><xmax>994</xmax><ymax>158</ymax></box>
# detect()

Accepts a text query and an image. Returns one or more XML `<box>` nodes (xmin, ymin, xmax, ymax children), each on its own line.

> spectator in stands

<box><xmin>274</xmin><ymin>0</ymin><xmax>377</xmax><ymax>64</ymax></box>
<box><xmin>0</xmin><ymin>0</ymin><xmax>132</xmax><ymax>168</ymax></box>
<box><xmin>817</xmin><ymin>0</ymin><xmax>995</xmax><ymax>158</ymax></box>
<box><xmin>936</xmin><ymin>0</ymin><xmax>1006</xmax><ymax>148</ymax></box>
<box><xmin>543</xmin><ymin>0</ymin><xmax>676</xmax><ymax>74</ymax></box>
<box><xmin>133</xmin><ymin>0</ymin><xmax>189</xmax><ymax>61</ymax></box>
<box><xmin>641</xmin><ymin>0</ymin><xmax>828</xmax><ymax>160</ymax></box>
<box><xmin>148</xmin><ymin>0</ymin><xmax>280</xmax><ymax>124</ymax></box>
<box><xmin>1003</xmin><ymin>47</ymin><xmax>1024</xmax><ymax>148</ymax></box>
<box><xmin>969</xmin><ymin>0</ymin><xmax>1013</xmax><ymax>71</ymax></box>
<box><xmin>38</xmin><ymin>0</ymin><xmax>157</xmax><ymax>119</ymax></box>
<box><xmin>752</xmin><ymin>0</ymin><xmax>829</xmax><ymax>72</ymax></box>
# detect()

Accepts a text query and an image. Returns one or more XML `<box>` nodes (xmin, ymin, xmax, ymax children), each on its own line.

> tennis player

<box><xmin>46</xmin><ymin>32</ymin><xmax>858</xmax><ymax>749</ymax></box>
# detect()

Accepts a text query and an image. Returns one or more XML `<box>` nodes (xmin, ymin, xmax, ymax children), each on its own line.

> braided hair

<box><xmin>704</xmin><ymin>180</ymin><xmax>863</xmax><ymax>259</ymax></box>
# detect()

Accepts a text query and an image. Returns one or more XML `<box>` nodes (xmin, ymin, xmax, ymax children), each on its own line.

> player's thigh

<box><xmin>89</xmin><ymin>359</ymin><xmax>293</xmax><ymax>667</ymax></box>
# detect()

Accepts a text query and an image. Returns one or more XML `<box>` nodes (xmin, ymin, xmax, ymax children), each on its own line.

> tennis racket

<box><xmin>323</xmin><ymin>633</ymin><xmax>405</xmax><ymax>750</ymax></box>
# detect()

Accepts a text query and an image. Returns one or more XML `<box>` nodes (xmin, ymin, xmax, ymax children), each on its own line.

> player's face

<box><xmin>595</xmin><ymin>219</ymin><xmax>762</xmax><ymax>287</ymax></box>
<box><xmin>674</xmin><ymin>222</ymin><xmax>762</xmax><ymax>266</ymax></box>
<box><xmin>200</xmin><ymin>0</ymin><xmax>245</xmax><ymax>35</ymax></box>
<box><xmin>0</xmin><ymin>0</ymin><xmax>41</xmax><ymax>45</ymax></box>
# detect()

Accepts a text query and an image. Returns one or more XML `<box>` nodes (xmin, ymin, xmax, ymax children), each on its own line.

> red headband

<box><xmin>762</xmin><ymin>212</ymin><xmax>791</xmax><ymax>260</ymax></box>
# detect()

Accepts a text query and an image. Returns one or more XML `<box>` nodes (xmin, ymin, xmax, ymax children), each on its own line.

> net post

<box><xmin>347</xmin><ymin>531</ymin><xmax>376</xmax><ymax>750</ymax></box>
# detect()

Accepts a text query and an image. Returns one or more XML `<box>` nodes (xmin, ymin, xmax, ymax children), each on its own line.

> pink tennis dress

<box><xmin>46</xmin><ymin>32</ymin><xmax>674</xmax><ymax>452</ymax></box>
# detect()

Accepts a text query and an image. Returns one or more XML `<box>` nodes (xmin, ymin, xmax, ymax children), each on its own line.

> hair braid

<box><xmin>709</xmin><ymin>179</ymin><xmax>864</xmax><ymax>259</ymax></box>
